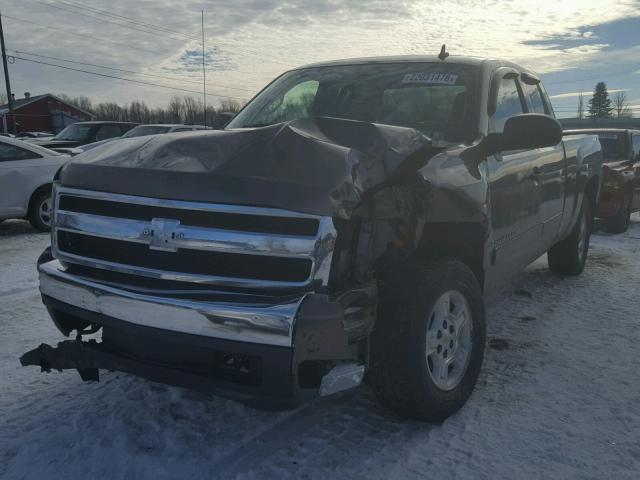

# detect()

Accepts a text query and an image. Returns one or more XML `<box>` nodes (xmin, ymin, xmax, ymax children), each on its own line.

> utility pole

<box><xmin>201</xmin><ymin>10</ymin><xmax>206</xmax><ymax>128</ymax></box>
<box><xmin>0</xmin><ymin>12</ymin><xmax>15</xmax><ymax>134</ymax></box>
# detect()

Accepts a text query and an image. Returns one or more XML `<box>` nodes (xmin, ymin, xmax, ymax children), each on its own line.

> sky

<box><xmin>1</xmin><ymin>0</ymin><xmax>639</xmax><ymax>118</ymax></box>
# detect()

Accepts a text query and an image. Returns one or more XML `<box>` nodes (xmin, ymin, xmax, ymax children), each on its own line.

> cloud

<box><xmin>2</xmin><ymin>0</ymin><xmax>638</xmax><ymax>109</ymax></box>
<box><xmin>550</xmin><ymin>88</ymin><xmax>629</xmax><ymax>99</ymax></box>
<box><xmin>174</xmin><ymin>47</ymin><xmax>237</xmax><ymax>73</ymax></box>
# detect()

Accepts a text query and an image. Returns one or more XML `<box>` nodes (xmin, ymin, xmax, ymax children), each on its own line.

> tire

<box><xmin>548</xmin><ymin>199</ymin><xmax>592</xmax><ymax>275</ymax></box>
<box><xmin>602</xmin><ymin>193</ymin><xmax>631</xmax><ymax>234</ymax></box>
<box><xmin>28</xmin><ymin>188</ymin><xmax>53</xmax><ymax>232</ymax></box>
<box><xmin>368</xmin><ymin>259</ymin><xmax>486</xmax><ymax>421</ymax></box>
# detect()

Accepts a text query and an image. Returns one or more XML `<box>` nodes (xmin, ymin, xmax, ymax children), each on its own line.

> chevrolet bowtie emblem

<box><xmin>141</xmin><ymin>218</ymin><xmax>183</xmax><ymax>252</ymax></box>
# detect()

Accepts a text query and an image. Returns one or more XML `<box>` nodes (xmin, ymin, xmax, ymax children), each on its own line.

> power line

<box><xmin>53</xmin><ymin>0</ymin><xmax>201</xmax><ymax>41</ymax></box>
<box><xmin>35</xmin><ymin>0</ymin><xmax>199</xmax><ymax>43</ymax></box>
<box><xmin>11</xmin><ymin>55</ymin><xmax>245</xmax><ymax>101</ymax></box>
<box><xmin>10</xmin><ymin>50</ymin><xmax>259</xmax><ymax>95</ymax></box>
<box><xmin>3</xmin><ymin>14</ymin><xmax>160</xmax><ymax>55</ymax></box>
<box><xmin>35</xmin><ymin>0</ymin><xmax>297</xmax><ymax>68</ymax></box>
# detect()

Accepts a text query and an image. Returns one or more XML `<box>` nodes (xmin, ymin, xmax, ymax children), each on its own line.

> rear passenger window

<box><xmin>490</xmin><ymin>78</ymin><xmax>524</xmax><ymax>133</ymax></box>
<box><xmin>633</xmin><ymin>134</ymin><xmax>640</xmax><ymax>160</ymax></box>
<box><xmin>522</xmin><ymin>83</ymin><xmax>546</xmax><ymax>114</ymax></box>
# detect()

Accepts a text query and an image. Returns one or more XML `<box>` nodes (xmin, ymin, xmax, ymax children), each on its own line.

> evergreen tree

<box><xmin>587</xmin><ymin>82</ymin><xmax>613</xmax><ymax>118</ymax></box>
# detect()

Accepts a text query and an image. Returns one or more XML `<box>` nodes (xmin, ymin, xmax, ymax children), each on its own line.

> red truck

<box><xmin>566</xmin><ymin>129</ymin><xmax>640</xmax><ymax>233</ymax></box>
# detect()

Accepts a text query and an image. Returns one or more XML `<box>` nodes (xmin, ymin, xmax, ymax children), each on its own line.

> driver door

<box><xmin>486</xmin><ymin>74</ymin><xmax>545</xmax><ymax>279</ymax></box>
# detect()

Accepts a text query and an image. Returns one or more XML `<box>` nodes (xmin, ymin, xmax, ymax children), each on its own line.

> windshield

<box><xmin>123</xmin><ymin>125</ymin><xmax>172</xmax><ymax>138</ymax></box>
<box><xmin>598</xmin><ymin>134</ymin><xmax>626</xmax><ymax>161</ymax></box>
<box><xmin>54</xmin><ymin>124</ymin><xmax>93</xmax><ymax>141</ymax></box>
<box><xmin>227</xmin><ymin>62</ymin><xmax>478</xmax><ymax>143</ymax></box>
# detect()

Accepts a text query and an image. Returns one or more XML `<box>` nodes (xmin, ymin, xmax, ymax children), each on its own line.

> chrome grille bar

<box><xmin>55</xmin><ymin>210</ymin><xmax>319</xmax><ymax>258</ymax></box>
<box><xmin>51</xmin><ymin>185</ymin><xmax>336</xmax><ymax>289</ymax></box>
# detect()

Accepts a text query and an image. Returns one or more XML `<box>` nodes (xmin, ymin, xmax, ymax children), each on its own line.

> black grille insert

<box><xmin>58</xmin><ymin>195</ymin><xmax>319</xmax><ymax>237</ymax></box>
<box><xmin>57</xmin><ymin>230</ymin><xmax>312</xmax><ymax>283</ymax></box>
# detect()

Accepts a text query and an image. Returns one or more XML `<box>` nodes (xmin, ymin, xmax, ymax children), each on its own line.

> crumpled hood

<box><xmin>59</xmin><ymin>117</ymin><xmax>434</xmax><ymax>218</ymax></box>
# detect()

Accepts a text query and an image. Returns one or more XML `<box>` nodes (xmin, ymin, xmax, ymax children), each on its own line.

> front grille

<box><xmin>58</xmin><ymin>231</ymin><xmax>312</xmax><ymax>282</ymax></box>
<box><xmin>52</xmin><ymin>186</ymin><xmax>336</xmax><ymax>289</ymax></box>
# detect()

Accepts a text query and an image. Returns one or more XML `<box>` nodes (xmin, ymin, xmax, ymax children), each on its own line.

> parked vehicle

<box><xmin>15</xmin><ymin>131</ymin><xmax>54</xmax><ymax>139</ymax></box>
<box><xmin>25</xmin><ymin>121</ymin><xmax>138</xmax><ymax>149</ymax></box>
<box><xmin>565</xmin><ymin>129</ymin><xmax>640</xmax><ymax>233</ymax></box>
<box><xmin>0</xmin><ymin>136</ymin><xmax>70</xmax><ymax>231</ymax></box>
<box><xmin>21</xmin><ymin>55</ymin><xmax>603</xmax><ymax>420</ymax></box>
<box><xmin>74</xmin><ymin>123</ymin><xmax>210</xmax><ymax>153</ymax></box>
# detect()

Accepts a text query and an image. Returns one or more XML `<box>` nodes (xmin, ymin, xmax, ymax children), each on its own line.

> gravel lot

<box><xmin>1</xmin><ymin>216</ymin><xmax>639</xmax><ymax>479</ymax></box>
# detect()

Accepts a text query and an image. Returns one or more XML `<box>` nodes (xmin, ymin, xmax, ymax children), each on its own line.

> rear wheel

<box><xmin>28</xmin><ymin>189</ymin><xmax>53</xmax><ymax>232</ymax></box>
<box><xmin>368</xmin><ymin>259</ymin><xmax>486</xmax><ymax>421</ymax></box>
<box><xmin>602</xmin><ymin>193</ymin><xmax>631</xmax><ymax>234</ymax></box>
<box><xmin>548</xmin><ymin>199</ymin><xmax>591</xmax><ymax>275</ymax></box>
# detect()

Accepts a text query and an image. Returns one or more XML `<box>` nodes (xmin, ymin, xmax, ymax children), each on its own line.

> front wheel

<box><xmin>368</xmin><ymin>259</ymin><xmax>486</xmax><ymax>421</ymax></box>
<box><xmin>28</xmin><ymin>189</ymin><xmax>53</xmax><ymax>232</ymax></box>
<box><xmin>548</xmin><ymin>199</ymin><xmax>592</xmax><ymax>275</ymax></box>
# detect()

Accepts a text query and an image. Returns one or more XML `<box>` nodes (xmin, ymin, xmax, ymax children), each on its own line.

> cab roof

<box><xmin>297</xmin><ymin>55</ymin><xmax>488</xmax><ymax>70</ymax></box>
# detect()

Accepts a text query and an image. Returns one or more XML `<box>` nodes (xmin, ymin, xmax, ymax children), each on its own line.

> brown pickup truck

<box><xmin>565</xmin><ymin>129</ymin><xmax>640</xmax><ymax>233</ymax></box>
<box><xmin>22</xmin><ymin>55</ymin><xmax>603</xmax><ymax>421</ymax></box>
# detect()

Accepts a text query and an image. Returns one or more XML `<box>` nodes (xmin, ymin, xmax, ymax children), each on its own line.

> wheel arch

<box><xmin>28</xmin><ymin>183</ymin><xmax>53</xmax><ymax>213</ymax></box>
<box><xmin>584</xmin><ymin>175</ymin><xmax>600</xmax><ymax>213</ymax></box>
<box><xmin>411</xmin><ymin>222</ymin><xmax>487</xmax><ymax>291</ymax></box>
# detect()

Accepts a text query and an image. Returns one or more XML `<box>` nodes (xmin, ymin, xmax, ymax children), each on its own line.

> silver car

<box><xmin>0</xmin><ymin>136</ymin><xmax>70</xmax><ymax>231</ymax></box>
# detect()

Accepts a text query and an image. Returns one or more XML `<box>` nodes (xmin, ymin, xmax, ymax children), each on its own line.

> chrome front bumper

<box><xmin>38</xmin><ymin>260</ymin><xmax>303</xmax><ymax>347</ymax></box>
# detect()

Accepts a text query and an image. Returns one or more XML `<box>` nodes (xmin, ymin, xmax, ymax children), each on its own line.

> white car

<box><xmin>0</xmin><ymin>136</ymin><xmax>70</xmax><ymax>231</ymax></box>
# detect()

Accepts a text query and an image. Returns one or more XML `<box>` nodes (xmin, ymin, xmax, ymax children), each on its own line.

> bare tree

<box><xmin>612</xmin><ymin>91</ymin><xmax>632</xmax><ymax>118</ymax></box>
<box><xmin>181</xmin><ymin>96</ymin><xmax>200</xmax><ymax>124</ymax></box>
<box><xmin>577</xmin><ymin>93</ymin><xmax>584</xmax><ymax>119</ymax></box>
<box><xmin>94</xmin><ymin>102</ymin><xmax>125</xmax><ymax>121</ymax></box>
<box><xmin>57</xmin><ymin>94</ymin><xmax>94</xmax><ymax>114</ymax></box>
<box><xmin>219</xmin><ymin>99</ymin><xmax>242</xmax><ymax>113</ymax></box>
<box><xmin>128</xmin><ymin>100</ymin><xmax>150</xmax><ymax>123</ymax></box>
<box><xmin>53</xmin><ymin>92</ymin><xmax>246</xmax><ymax>125</ymax></box>
<box><xmin>167</xmin><ymin>96</ymin><xmax>183</xmax><ymax>123</ymax></box>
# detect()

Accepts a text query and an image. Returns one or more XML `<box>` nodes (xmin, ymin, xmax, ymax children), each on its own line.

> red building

<box><xmin>0</xmin><ymin>93</ymin><xmax>95</xmax><ymax>134</ymax></box>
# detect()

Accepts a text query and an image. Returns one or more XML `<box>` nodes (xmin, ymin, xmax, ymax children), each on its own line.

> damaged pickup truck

<box><xmin>21</xmin><ymin>55</ymin><xmax>603</xmax><ymax>421</ymax></box>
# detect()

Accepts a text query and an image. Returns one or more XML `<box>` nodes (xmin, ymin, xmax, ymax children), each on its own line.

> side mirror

<box><xmin>485</xmin><ymin>113</ymin><xmax>562</xmax><ymax>154</ymax></box>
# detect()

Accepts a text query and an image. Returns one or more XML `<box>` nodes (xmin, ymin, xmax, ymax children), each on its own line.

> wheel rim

<box><xmin>38</xmin><ymin>196</ymin><xmax>52</xmax><ymax>227</ymax></box>
<box><xmin>425</xmin><ymin>290</ymin><xmax>473</xmax><ymax>391</ymax></box>
<box><xmin>577</xmin><ymin>208</ymin><xmax>587</xmax><ymax>259</ymax></box>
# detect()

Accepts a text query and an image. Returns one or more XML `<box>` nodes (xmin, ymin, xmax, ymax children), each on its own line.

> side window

<box><xmin>0</xmin><ymin>142</ymin><xmax>41</xmax><ymax>161</ymax></box>
<box><xmin>119</xmin><ymin>125</ymin><xmax>134</xmax><ymax>135</ymax></box>
<box><xmin>96</xmin><ymin>125</ymin><xmax>124</xmax><ymax>141</ymax></box>
<box><xmin>522</xmin><ymin>83</ymin><xmax>546</xmax><ymax>114</ymax></box>
<box><xmin>490</xmin><ymin>78</ymin><xmax>525</xmax><ymax>133</ymax></box>
<box><xmin>172</xmin><ymin>127</ymin><xmax>192</xmax><ymax>132</ymax></box>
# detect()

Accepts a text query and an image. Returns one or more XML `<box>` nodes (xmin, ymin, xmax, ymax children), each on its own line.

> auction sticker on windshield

<box><xmin>402</xmin><ymin>72</ymin><xmax>459</xmax><ymax>85</ymax></box>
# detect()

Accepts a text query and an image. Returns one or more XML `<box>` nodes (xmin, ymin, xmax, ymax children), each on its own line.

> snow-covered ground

<box><xmin>1</xmin><ymin>216</ymin><xmax>639</xmax><ymax>479</ymax></box>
